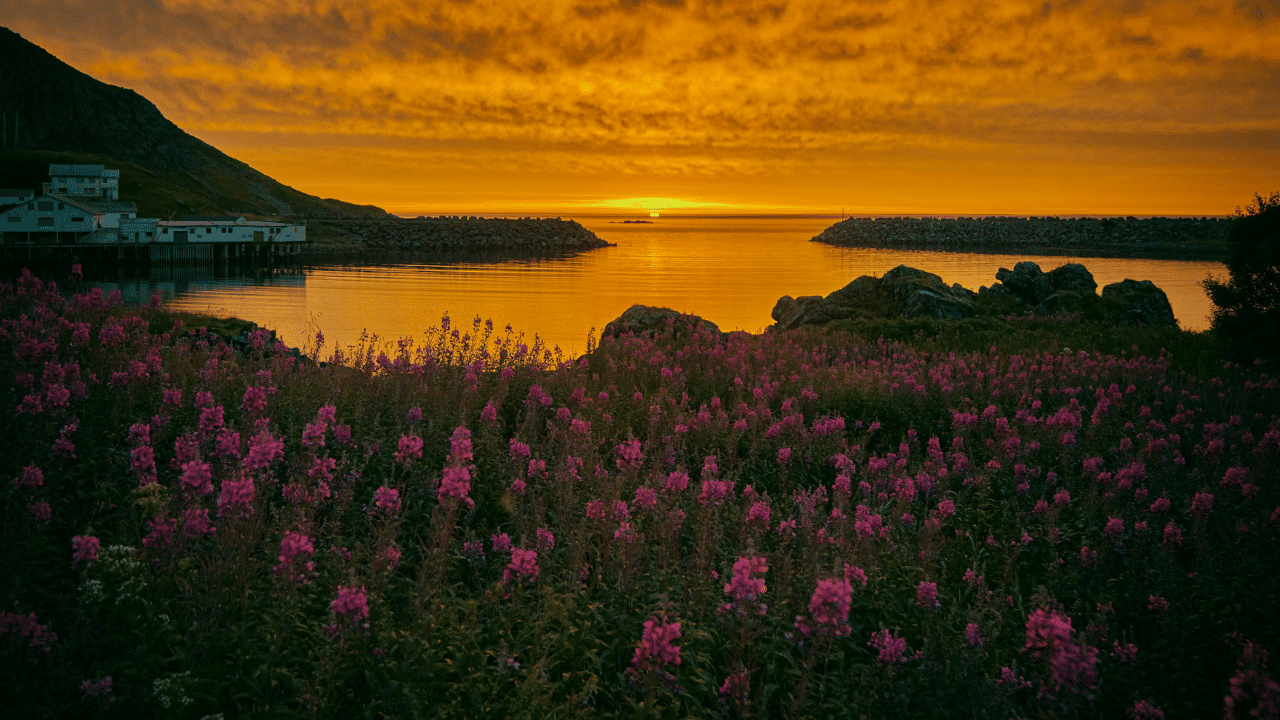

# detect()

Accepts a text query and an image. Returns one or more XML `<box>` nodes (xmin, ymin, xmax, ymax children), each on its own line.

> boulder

<box><xmin>905</xmin><ymin>289</ymin><xmax>975</xmax><ymax>320</ymax></box>
<box><xmin>1034</xmin><ymin>263</ymin><xmax>1097</xmax><ymax>300</ymax></box>
<box><xmin>772</xmin><ymin>295</ymin><xmax>850</xmax><ymax>331</ymax></box>
<box><xmin>994</xmin><ymin>261</ymin><xmax>1044</xmax><ymax>304</ymax></box>
<box><xmin>826</xmin><ymin>275</ymin><xmax>881</xmax><ymax>303</ymax></box>
<box><xmin>879</xmin><ymin>265</ymin><xmax>975</xmax><ymax>320</ymax></box>
<box><xmin>602</xmin><ymin>305</ymin><xmax>721</xmax><ymax>339</ymax></box>
<box><xmin>1101</xmin><ymin>280</ymin><xmax>1177</xmax><ymax>327</ymax></box>
<box><xmin>1035</xmin><ymin>289</ymin><xmax>1100</xmax><ymax>318</ymax></box>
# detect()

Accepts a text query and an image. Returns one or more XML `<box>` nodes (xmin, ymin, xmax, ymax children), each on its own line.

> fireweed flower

<box><xmin>13</xmin><ymin>464</ymin><xmax>43</xmax><ymax>488</ymax></box>
<box><xmin>491</xmin><ymin>533</ymin><xmax>513</xmax><ymax>553</ymax></box>
<box><xmin>440</xmin><ymin>465</ymin><xmax>474</xmax><ymax>508</ymax></box>
<box><xmin>1023</xmin><ymin>607</ymin><xmax>1098</xmax><ymax>698</ymax></box>
<box><xmin>536</xmin><ymin>528</ymin><xmax>555</xmax><ymax>552</ymax></box>
<box><xmin>745</xmin><ymin>500</ymin><xmax>771</xmax><ymax>529</ymax></box>
<box><xmin>628</xmin><ymin>618</ymin><xmax>682</xmax><ymax>676</ymax></box>
<box><xmin>1129</xmin><ymin>700</ymin><xmax>1165</xmax><ymax>719</ymax></box>
<box><xmin>1190</xmin><ymin>492</ymin><xmax>1214</xmax><ymax>516</ymax></box>
<box><xmin>394</xmin><ymin>434</ymin><xmax>423</xmax><ymax>465</ymax></box>
<box><xmin>721</xmin><ymin>556</ymin><xmax>769</xmax><ymax>616</ymax></box>
<box><xmin>274</xmin><ymin>531</ymin><xmax>315</xmax><ymax>580</ymax></box>
<box><xmin>917</xmin><ymin>581</ymin><xmax>940</xmax><ymax>610</ymax></box>
<box><xmin>373</xmin><ymin>486</ymin><xmax>401</xmax><ymax>515</ymax></box>
<box><xmin>179</xmin><ymin>460</ymin><xmax>213</xmax><ymax>496</ymax></box>
<box><xmin>868</xmin><ymin>629</ymin><xmax>908</xmax><ymax>663</ymax></box>
<box><xmin>616</xmin><ymin>438</ymin><xmax>643</xmax><ymax>471</ymax></box>
<box><xmin>407</xmin><ymin>406</ymin><xmax>423</xmax><ymax>423</ymax></box>
<box><xmin>142</xmin><ymin>516</ymin><xmax>175</xmax><ymax>551</ymax></box>
<box><xmin>633</xmin><ymin>486</ymin><xmax>658</xmax><ymax>513</ymax></box>
<box><xmin>181</xmin><ymin>508</ymin><xmax>215</xmax><ymax>538</ymax></box>
<box><xmin>448</xmin><ymin>426</ymin><xmax>473</xmax><ymax>464</ymax></box>
<box><xmin>1163</xmin><ymin>522</ymin><xmax>1184</xmax><ymax>548</ymax></box>
<box><xmin>217</xmin><ymin>476</ymin><xmax>255</xmax><ymax>519</ymax></box>
<box><xmin>663</xmin><ymin>469</ymin><xmax>690</xmax><ymax>494</ymax></box>
<box><xmin>698</xmin><ymin>478</ymin><xmax>734</xmax><ymax>507</ymax></box>
<box><xmin>71</xmin><ymin>535</ymin><xmax>99</xmax><ymax>566</ymax></box>
<box><xmin>1105</xmin><ymin>517</ymin><xmax>1125</xmax><ymax>536</ymax></box>
<box><xmin>245</xmin><ymin>431</ymin><xmax>284</xmax><ymax>474</ymax></box>
<box><xmin>330</xmin><ymin>585</ymin><xmax>369</xmax><ymax>626</ymax></box>
<box><xmin>503</xmin><ymin>548</ymin><xmax>539</xmax><ymax>584</ymax></box>
<box><xmin>301</xmin><ymin>422</ymin><xmax>327</xmax><ymax>449</ymax></box>
<box><xmin>965</xmin><ymin>623</ymin><xmax>984</xmax><ymax>648</ymax></box>
<box><xmin>803</xmin><ymin>578</ymin><xmax>853</xmax><ymax>637</ymax></box>
<box><xmin>720</xmin><ymin>667</ymin><xmax>749</xmax><ymax>704</ymax></box>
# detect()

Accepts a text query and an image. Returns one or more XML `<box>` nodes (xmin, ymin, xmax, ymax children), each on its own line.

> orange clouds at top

<box><xmin>7</xmin><ymin>0</ymin><xmax>1279</xmax><ymax>215</ymax></box>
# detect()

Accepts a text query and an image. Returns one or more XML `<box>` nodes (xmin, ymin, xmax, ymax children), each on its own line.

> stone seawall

<box><xmin>303</xmin><ymin>217</ymin><xmax>612</xmax><ymax>254</ymax></box>
<box><xmin>813</xmin><ymin>216</ymin><xmax>1228</xmax><ymax>258</ymax></box>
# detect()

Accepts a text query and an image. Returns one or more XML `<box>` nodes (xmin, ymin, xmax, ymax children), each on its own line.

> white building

<box><xmin>0</xmin><ymin>188</ymin><xmax>34</xmax><ymax>205</ymax></box>
<box><xmin>43</xmin><ymin>164</ymin><xmax>120</xmax><ymax>200</ymax></box>
<box><xmin>1</xmin><ymin>194</ymin><xmax>139</xmax><ymax>245</ymax></box>
<box><xmin>156</xmin><ymin>217</ymin><xmax>305</xmax><ymax>244</ymax></box>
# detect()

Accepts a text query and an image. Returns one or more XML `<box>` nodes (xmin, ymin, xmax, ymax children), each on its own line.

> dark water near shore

<box><xmin>82</xmin><ymin>216</ymin><xmax>1225</xmax><ymax>356</ymax></box>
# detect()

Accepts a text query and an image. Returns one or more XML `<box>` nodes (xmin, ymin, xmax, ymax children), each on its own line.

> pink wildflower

<box><xmin>142</xmin><ymin>516</ymin><xmax>175</xmax><ymax>551</ymax></box>
<box><xmin>1130</xmin><ymin>699</ymin><xmax>1165</xmax><ymax>719</ymax></box>
<box><xmin>179</xmin><ymin>460</ymin><xmax>213</xmax><ymax>496</ymax></box>
<box><xmin>868</xmin><ymin>628</ymin><xmax>908</xmax><ymax>663</ymax></box>
<box><xmin>245</xmin><ymin>431</ymin><xmax>284</xmax><ymax>474</ymax></box>
<box><xmin>503</xmin><ymin>548</ymin><xmax>539</xmax><ymax>584</ymax></box>
<box><xmin>698</xmin><ymin>478</ymin><xmax>734</xmax><ymax>506</ymax></box>
<box><xmin>629</xmin><ymin>618</ymin><xmax>682</xmax><ymax>675</ymax></box>
<box><xmin>373</xmin><ymin>486</ymin><xmax>401</xmax><ymax>515</ymax></box>
<box><xmin>1104</xmin><ymin>517</ymin><xmax>1125</xmax><ymax>536</ymax></box>
<box><xmin>330</xmin><ymin>585</ymin><xmax>369</xmax><ymax>625</ymax></box>
<box><xmin>80</xmin><ymin>676</ymin><xmax>112</xmax><ymax>699</ymax></box>
<box><xmin>274</xmin><ymin>531</ymin><xmax>315</xmax><ymax>580</ymax></box>
<box><xmin>722</xmin><ymin>556</ymin><xmax>769</xmax><ymax>609</ymax></box>
<box><xmin>181</xmin><ymin>508</ymin><xmax>215</xmax><ymax>538</ymax></box>
<box><xmin>1163</xmin><ymin>522</ymin><xmax>1183</xmax><ymax>548</ymax></box>
<box><xmin>440</xmin><ymin>465</ymin><xmax>473</xmax><ymax>508</ymax></box>
<box><xmin>745</xmin><ymin>500</ymin><xmax>771</xmax><ymax>529</ymax></box>
<box><xmin>394</xmin><ymin>434</ymin><xmax>424</xmax><ymax>465</ymax></box>
<box><xmin>1023</xmin><ymin>607</ymin><xmax>1098</xmax><ymax>698</ymax></box>
<box><xmin>917</xmin><ymin>580</ymin><xmax>939</xmax><ymax>610</ymax></box>
<box><xmin>491</xmin><ymin>533</ymin><xmax>513</xmax><ymax>553</ymax></box>
<box><xmin>217</xmin><ymin>476</ymin><xmax>255</xmax><ymax>519</ymax></box>
<box><xmin>1148</xmin><ymin>595</ymin><xmax>1169</xmax><ymax>613</ymax></box>
<box><xmin>633</xmin><ymin>486</ymin><xmax>658</xmax><ymax>512</ymax></box>
<box><xmin>720</xmin><ymin>667</ymin><xmax>750</xmax><ymax>703</ymax></box>
<box><xmin>663</xmin><ymin>469</ymin><xmax>690</xmax><ymax>493</ymax></box>
<box><xmin>1190</xmin><ymin>492</ymin><xmax>1214</xmax><ymax>516</ymax></box>
<box><xmin>965</xmin><ymin>623</ymin><xmax>984</xmax><ymax>648</ymax></box>
<box><xmin>536</xmin><ymin>528</ymin><xmax>555</xmax><ymax>552</ymax></box>
<box><xmin>301</xmin><ymin>422</ymin><xmax>327</xmax><ymax>449</ymax></box>
<box><xmin>806</xmin><ymin>578</ymin><xmax>853</xmax><ymax>636</ymax></box>
<box><xmin>71</xmin><ymin>535</ymin><xmax>99</xmax><ymax>566</ymax></box>
<box><xmin>14</xmin><ymin>464</ymin><xmax>43</xmax><ymax>488</ymax></box>
<box><xmin>407</xmin><ymin>406</ymin><xmax>422</xmax><ymax>423</ymax></box>
<box><xmin>616</xmin><ymin>438</ymin><xmax>643</xmax><ymax>471</ymax></box>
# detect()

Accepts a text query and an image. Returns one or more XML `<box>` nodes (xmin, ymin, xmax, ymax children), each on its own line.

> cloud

<box><xmin>5</xmin><ymin>0</ymin><xmax>1278</xmax><ymax>212</ymax></box>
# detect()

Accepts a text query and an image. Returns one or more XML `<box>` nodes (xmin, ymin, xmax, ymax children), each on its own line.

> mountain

<box><xmin>0</xmin><ymin>26</ymin><xmax>387</xmax><ymax>219</ymax></box>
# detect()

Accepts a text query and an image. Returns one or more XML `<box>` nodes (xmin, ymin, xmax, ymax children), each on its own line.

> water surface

<box><xmin>105</xmin><ymin>216</ymin><xmax>1225</xmax><ymax>356</ymax></box>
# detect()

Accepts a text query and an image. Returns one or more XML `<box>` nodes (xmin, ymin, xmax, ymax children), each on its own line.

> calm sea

<box><xmin>93</xmin><ymin>215</ymin><xmax>1225</xmax><ymax>357</ymax></box>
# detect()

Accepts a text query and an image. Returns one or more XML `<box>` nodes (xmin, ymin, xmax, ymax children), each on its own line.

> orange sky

<box><xmin>8</xmin><ymin>1</ymin><xmax>1279</xmax><ymax>215</ymax></box>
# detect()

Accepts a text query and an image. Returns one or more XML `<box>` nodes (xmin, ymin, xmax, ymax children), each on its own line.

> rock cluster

<box><xmin>308</xmin><ymin>217</ymin><xmax>611</xmax><ymax>252</ymax></box>
<box><xmin>813</xmin><ymin>216</ymin><xmax>1227</xmax><ymax>257</ymax></box>
<box><xmin>770</xmin><ymin>261</ymin><xmax>1178</xmax><ymax>330</ymax></box>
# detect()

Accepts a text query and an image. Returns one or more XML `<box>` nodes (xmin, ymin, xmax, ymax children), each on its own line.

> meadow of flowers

<box><xmin>2</xmin><ymin>266</ymin><xmax>1278</xmax><ymax>719</ymax></box>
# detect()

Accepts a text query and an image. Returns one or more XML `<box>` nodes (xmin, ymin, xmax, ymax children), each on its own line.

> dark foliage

<box><xmin>1203</xmin><ymin>192</ymin><xmax>1280</xmax><ymax>364</ymax></box>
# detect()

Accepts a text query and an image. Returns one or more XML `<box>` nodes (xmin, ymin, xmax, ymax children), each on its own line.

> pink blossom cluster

<box><xmin>330</xmin><ymin>585</ymin><xmax>369</xmax><ymax>626</ymax></box>
<box><xmin>1023</xmin><ymin>607</ymin><xmax>1098</xmax><ymax>699</ymax></box>
<box><xmin>503</xmin><ymin>548</ymin><xmax>539</xmax><ymax>584</ymax></box>
<box><xmin>629</xmin><ymin>618</ymin><xmax>682</xmax><ymax>675</ymax></box>
<box><xmin>721</xmin><ymin>556</ymin><xmax>768</xmax><ymax>616</ymax></box>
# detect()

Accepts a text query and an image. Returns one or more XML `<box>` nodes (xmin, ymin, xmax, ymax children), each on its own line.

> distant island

<box><xmin>813</xmin><ymin>215</ymin><xmax>1228</xmax><ymax>259</ymax></box>
<box><xmin>609</xmin><ymin>220</ymin><xmax>654</xmax><ymax>224</ymax></box>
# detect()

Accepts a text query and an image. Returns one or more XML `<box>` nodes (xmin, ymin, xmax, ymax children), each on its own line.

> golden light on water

<box><xmin>6</xmin><ymin>1</ymin><xmax>1277</xmax><ymax>216</ymax></box>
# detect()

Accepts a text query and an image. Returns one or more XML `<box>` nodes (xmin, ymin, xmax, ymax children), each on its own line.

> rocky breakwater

<box><xmin>812</xmin><ymin>216</ymin><xmax>1228</xmax><ymax>258</ymax></box>
<box><xmin>306</xmin><ymin>216</ymin><xmax>612</xmax><ymax>253</ymax></box>
<box><xmin>771</xmin><ymin>261</ymin><xmax>1178</xmax><ymax>330</ymax></box>
<box><xmin>601</xmin><ymin>305</ymin><xmax>721</xmax><ymax>340</ymax></box>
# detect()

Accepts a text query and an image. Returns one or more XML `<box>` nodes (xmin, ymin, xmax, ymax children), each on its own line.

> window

<box><xmin>38</xmin><ymin>217</ymin><xmax>54</xmax><ymax>226</ymax></box>
<box><xmin>161</xmin><ymin>228</ymin><xmax>169</xmax><ymax>234</ymax></box>
<box><xmin>6</xmin><ymin>215</ymin><xmax>20</xmax><ymax>223</ymax></box>
<box><xmin>38</xmin><ymin>201</ymin><xmax>54</xmax><ymax>211</ymax></box>
<box><xmin>58</xmin><ymin>203</ymin><xmax>65</xmax><ymax>210</ymax></box>
<box><xmin>206</xmin><ymin>227</ymin><xmax>213</xmax><ymax>234</ymax></box>
<box><xmin>57</xmin><ymin>188</ymin><xmax>67</xmax><ymax>193</ymax></box>
<box><xmin>71</xmin><ymin>217</ymin><xmax>84</xmax><ymax>222</ymax></box>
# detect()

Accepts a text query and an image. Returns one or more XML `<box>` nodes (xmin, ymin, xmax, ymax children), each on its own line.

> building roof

<box><xmin>0</xmin><ymin>189</ymin><xmax>33</xmax><ymax>196</ymax></box>
<box><xmin>158</xmin><ymin>219</ymin><xmax>290</xmax><ymax>228</ymax></box>
<box><xmin>55</xmin><ymin>195</ymin><xmax>138</xmax><ymax>214</ymax></box>
<box><xmin>180</xmin><ymin>215</ymin><xmax>247</xmax><ymax>222</ymax></box>
<box><xmin>48</xmin><ymin>164</ymin><xmax>118</xmax><ymax>177</ymax></box>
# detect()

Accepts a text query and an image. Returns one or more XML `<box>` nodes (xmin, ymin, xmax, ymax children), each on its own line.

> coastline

<box><xmin>299</xmin><ymin>216</ymin><xmax>613</xmax><ymax>256</ymax></box>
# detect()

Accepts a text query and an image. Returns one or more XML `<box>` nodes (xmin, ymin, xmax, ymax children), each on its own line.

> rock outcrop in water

<box><xmin>770</xmin><ymin>261</ymin><xmax>1178</xmax><ymax>330</ymax></box>
<box><xmin>812</xmin><ymin>216</ymin><xmax>1228</xmax><ymax>258</ymax></box>
<box><xmin>602</xmin><ymin>305</ymin><xmax>721</xmax><ymax>340</ymax></box>
<box><xmin>305</xmin><ymin>217</ymin><xmax>611</xmax><ymax>253</ymax></box>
